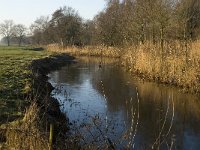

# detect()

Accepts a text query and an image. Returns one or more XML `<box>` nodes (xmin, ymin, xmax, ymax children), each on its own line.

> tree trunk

<box><xmin>7</xmin><ymin>37</ymin><xmax>10</xmax><ymax>46</ymax></box>
<box><xmin>18</xmin><ymin>37</ymin><xmax>22</xmax><ymax>47</ymax></box>
<box><xmin>184</xmin><ymin>27</ymin><xmax>189</xmax><ymax>65</ymax></box>
<box><xmin>152</xmin><ymin>25</ymin><xmax>156</xmax><ymax>45</ymax></box>
<box><xmin>160</xmin><ymin>26</ymin><xmax>164</xmax><ymax>61</ymax></box>
<box><xmin>138</xmin><ymin>23</ymin><xmax>145</xmax><ymax>45</ymax></box>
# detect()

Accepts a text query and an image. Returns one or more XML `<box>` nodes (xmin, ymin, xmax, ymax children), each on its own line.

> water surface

<box><xmin>49</xmin><ymin>57</ymin><xmax>200</xmax><ymax>149</ymax></box>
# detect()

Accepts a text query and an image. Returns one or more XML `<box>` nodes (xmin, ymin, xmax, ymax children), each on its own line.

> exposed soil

<box><xmin>29</xmin><ymin>54</ymin><xmax>75</xmax><ymax>147</ymax></box>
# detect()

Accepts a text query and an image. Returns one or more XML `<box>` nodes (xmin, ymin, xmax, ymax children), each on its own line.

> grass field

<box><xmin>0</xmin><ymin>46</ymin><xmax>49</xmax><ymax>124</ymax></box>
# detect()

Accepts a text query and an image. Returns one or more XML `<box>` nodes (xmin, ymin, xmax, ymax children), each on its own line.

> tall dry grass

<box><xmin>121</xmin><ymin>40</ymin><xmax>200</xmax><ymax>93</ymax></box>
<box><xmin>47</xmin><ymin>40</ymin><xmax>200</xmax><ymax>93</ymax></box>
<box><xmin>3</xmin><ymin>102</ymin><xmax>50</xmax><ymax>150</ymax></box>
<box><xmin>47</xmin><ymin>44</ymin><xmax>121</xmax><ymax>58</ymax></box>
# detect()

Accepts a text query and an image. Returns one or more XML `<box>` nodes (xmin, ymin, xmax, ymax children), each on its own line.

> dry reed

<box><xmin>47</xmin><ymin>44</ymin><xmax>121</xmax><ymax>58</ymax></box>
<box><xmin>121</xmin><ymin>41</ymin><xmax>200</xmax><ymax>93</ymax></box>
<box><xmin>4</xmin><ymin>102</ymin><xmax>50</xmax><ymax>150</ymax></box>
<box><xmin>47</xmin><ymin>41</ymin><xmax>200</xmax><ymax>93</ymax></box>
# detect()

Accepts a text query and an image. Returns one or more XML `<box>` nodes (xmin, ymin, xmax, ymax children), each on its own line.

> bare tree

<box><xmin>174</xmin><ymin>0</ymin><xmax>200</xmax><ymax>63</ymax></box>
<box><xmin>50</xmin><ymin>6</ymin><xmax>82</xmax><ymax>46</ymax></box>
<box><xmin>95</xmin><ymin>0</ymin><xmax>123</xmax><ymax>46</ymax></box>
<box><xmin>30</xmin><ymin>16</ymin><xmax>50</xmax><ymax>45</ymax></box>
<box><xmin>0</xmin><ymin>20</ymin><xmax>15</xmax><ymax>46</ymax></box>
<box><xmin>13</xmin><ymin>24</ymin><xmax>27</xmax><ymax>46</ymax></box>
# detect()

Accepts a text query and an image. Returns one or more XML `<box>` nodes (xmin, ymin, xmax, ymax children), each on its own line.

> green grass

<box><xmin>0</xmin><ymin>46</ymin><xmax>49</xmax><ymax>124</ymax></box>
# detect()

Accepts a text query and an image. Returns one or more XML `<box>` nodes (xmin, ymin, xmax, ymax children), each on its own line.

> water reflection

<box><xmin>49</xmin><ymin>57</ymin><xmax>200</xmax><ymax>149</ymax></box>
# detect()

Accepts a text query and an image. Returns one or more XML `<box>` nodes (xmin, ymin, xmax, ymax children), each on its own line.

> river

<box><xmin>48</xmin><ymin>57</ymin><xmax>200</xmax><ymax>150</ymax></box>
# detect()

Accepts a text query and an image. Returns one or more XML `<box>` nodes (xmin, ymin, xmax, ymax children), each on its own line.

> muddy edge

<box><xmin>30</xmin><ymin>54</ymin><xmax>75</xmax><ymax>142</ymax></box>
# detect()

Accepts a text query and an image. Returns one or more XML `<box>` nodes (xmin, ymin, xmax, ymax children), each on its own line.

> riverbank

<box><xmin>47</xmin><ymin>41</ymin><xmax>200</xmax><ymax>94</ymax></box>
<box><xmin>0</xmin><ymin>46</ymin><xmax>48</xmax><ymax>124</ymax></box>
<box><xmin>0</xmin><ymin>46</ymin><xmax>75</xmax><ymax>149</ymax></box>
<box><xmin>48</xmin><ymin>56</ymin><xmax>200</xmax><ymax>149</ymax></box>
<box><xmin>47</xmin><ymin>44</ymin><xmax>121</xmax><ymax>58</ymax></box>
<box><xmin>26</xmin><ymin>54</ymin><xmax>75</xmax><ymax>149</ymax></box>
<box><xmin>121</xmin><ymin>42</ymin><xmax>200</xmax><ymax>94</ymax></box>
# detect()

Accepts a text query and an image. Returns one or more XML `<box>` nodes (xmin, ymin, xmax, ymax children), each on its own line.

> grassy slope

<box><xmin>0</xmin><ymin>46</ymin><xmax>49</xmax><ymax>124</ymax></box>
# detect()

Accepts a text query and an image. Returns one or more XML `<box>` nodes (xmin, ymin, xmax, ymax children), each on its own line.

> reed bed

<box><xmin>47</xmin><ymin>44</ymin><xmax>121</xmax><ymax>58</ymax></box>
<box><xmin>2</xmin><ymin>103</ymin><xmax>50</xmax><ymax>150</ymax></box>
<box><xmin>121</xmin><ymin>41</ymin><xmax>200</xmax><ymax>93</ymax></box>
<box><xmin>47</xmin><ymin>40</ymin><xmax>200</xmax><ymax>93</ymax></box>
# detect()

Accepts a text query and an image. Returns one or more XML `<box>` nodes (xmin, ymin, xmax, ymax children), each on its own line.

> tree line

<box><xmin>0</xmin><ymin>20</ymin><xmax>27</xmax><ymax>46</ymax></box>
<box><xmin>29</xmin><ymin>6</ymin><xmax>91</xmax><ymax>46</ymax></box>
<box><xmin>1</xmin><ymin>0</ymin><xmax>200</xmax><ymax>48</ymax></box>
<box><xmin>95</xmin><ymin>0</ymin><xmax>200</xmax><ymax>46</ymax></box>
<box><xmin>0</xmin><ymin>6</ymin><xmax>93</xmax><ymax>47</ymax></box>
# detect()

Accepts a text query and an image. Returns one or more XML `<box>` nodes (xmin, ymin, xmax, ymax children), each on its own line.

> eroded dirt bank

<box><xmin>30</xmin><ymin>54</ymin><xmax>75</xmax><ymax>148</ymax></box>
<box><xmin>1</xmin><ymin>54</ymin><xmax>76</xmax><ymax>149</ymax></box>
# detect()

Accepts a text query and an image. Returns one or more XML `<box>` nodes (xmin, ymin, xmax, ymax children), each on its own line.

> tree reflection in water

<box><xmin>49</xmin><ymin>57</ymin><xmax>200</xmax><ymax>149</ymax></box>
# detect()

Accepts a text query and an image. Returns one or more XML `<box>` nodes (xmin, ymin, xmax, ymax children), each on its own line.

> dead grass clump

<box><xmin>122</xmin><ymin>41</ymin><xmax>200</xmax><ymax>93</ymax></box>
<box><xmin>47</xmin><ymin>44</ymin><xmax>121</xmax><ymax>58</ymax></box>
<box><xmin>5</xmin><ymin>102</ymin><xmax>50</xmax><ymax>150</ymax></box>
<box><xmin>47</xmin><ymin>41</ymin><xmax>200</xmax><ymax>93</ymax></box>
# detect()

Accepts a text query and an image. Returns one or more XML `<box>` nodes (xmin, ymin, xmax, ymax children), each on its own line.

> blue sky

<box><xmin>0</xmin><ymin>0</ymin><xmax>106</xmax><ymax>27</ymax></box>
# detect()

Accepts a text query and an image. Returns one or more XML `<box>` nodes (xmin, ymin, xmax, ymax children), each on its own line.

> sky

<box><xmin>0</xmin><ymin>0</ymin><xmax>106</xmax><ymax>27</ymax></box>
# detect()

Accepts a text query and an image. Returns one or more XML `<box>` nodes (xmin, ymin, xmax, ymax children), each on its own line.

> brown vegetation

<box><xmin>121</xmin><ymin>40</ymin><xmax>200</xmax><ymax>93</ymax></box>
<box><xmin>1</xmin><ymin>0</ymin><xmax>200</xmax><ymax>147</ymax></box>
<box><xmin>47</xmin><ymin>44</ymin><xmax>120</xmax><ymax>58</ymax></box>
<box><xmin>42</xmin><ymin>0</ymin><xmax>200</xmax><ymax>94</ymax></box>
<box><xmin>47</xmin><ymin>40</ymin><xmax>200</xmax><ymax>94</ymax></box>
<box><xmin>1</xmin><ymin>54</ymin><xmax>75</xmax><ymax>149</ymax></box>
<box><xmin>3</xmin><ymin>103</ymin><xmax>50</xmax><ymax>150</ymax></box>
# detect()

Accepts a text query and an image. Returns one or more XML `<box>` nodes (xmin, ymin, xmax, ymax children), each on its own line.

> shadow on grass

<box><xmin>0</xmin><ymin>114</ymin><xmax>21</xmax><ymax>125</ymax></box>
<box><xmin>23</xmin><ymin>47</ymin><xmax>44</xmax><ymax>51</ymax></box>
